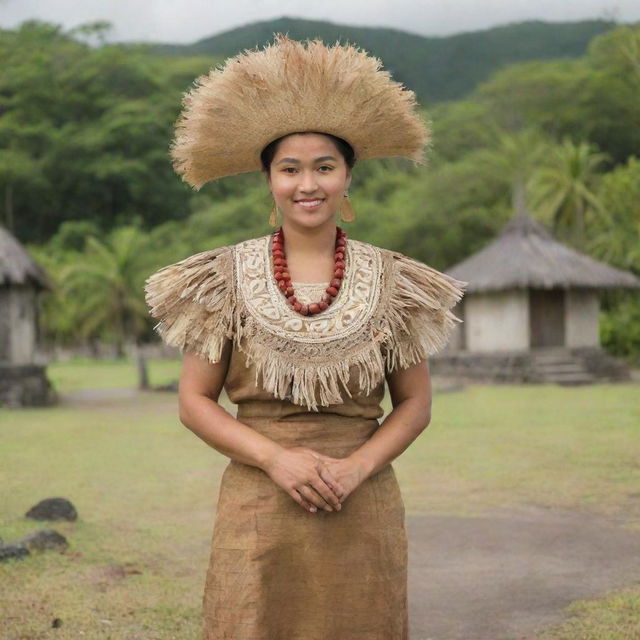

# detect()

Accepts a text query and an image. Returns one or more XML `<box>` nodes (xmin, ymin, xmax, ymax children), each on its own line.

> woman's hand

<box><xmin>263</xmin><ymin>446</ymin><xmax>346</xmax><ymax>514</ymax></box>
<box><xmin>309</xmin><ymin>453</ymin><xmax>369</xmax><ymax>503</ymax></box>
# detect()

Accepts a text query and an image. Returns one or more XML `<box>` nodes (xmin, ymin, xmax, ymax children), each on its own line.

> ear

<box><xmin>263</xmin><ymin>168</ymin><xmax>271</xmax><ymax>186</ymax></box>
<box><xmin>345</xmin><ymin>171</ymin><xmax>352</xmax><ymax>192</ymax></box>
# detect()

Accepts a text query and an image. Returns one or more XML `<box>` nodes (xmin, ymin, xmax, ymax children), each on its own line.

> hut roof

<box><xmin>447</xmin><ymin>213</ymin><xmax>640</xmax><ymax>293</ymax></box>
<box><xmin>0</xmin><ymin>226</ymin><xmax>51</xmax><ymax>290</ymax></box>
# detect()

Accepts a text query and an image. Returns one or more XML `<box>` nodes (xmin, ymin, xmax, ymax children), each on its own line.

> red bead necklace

<box><xmin>271</xmin><ymin>226</ymin><xmax>347</xmax><ymax>316</ymax></box>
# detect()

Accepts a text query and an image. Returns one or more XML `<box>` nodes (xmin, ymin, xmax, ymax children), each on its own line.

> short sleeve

<box><xmin>381</xmin><ymin>250</ymin><xmax>468</xmax><ymax>373</ymax></box>
<box><xmin>144</xmin><ymin>246</ymin><xmax>235</xmax><ymax>363</ymax></box>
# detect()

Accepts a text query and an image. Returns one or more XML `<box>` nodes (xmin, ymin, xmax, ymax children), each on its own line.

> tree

<box><xmin>587</xmin><ymin>155</ymin><xmax>640</xmax><ymax>272</ymax></box>
<box><xmin>0</xmin><ymin>148</ymin><xmax>40</xmax><ymax>231</ymax></box>
<box><xmin>0</xmin><ymin>20</ymin><xmax>200</xmax><ymax>242</ymax></box>
<box><xmin>529</xmin><ymin>137</ymin><xmax>608</xmax><ymax>247</ymax></box>
<box><xmin>59</xmin><ymin>225</ymin><xmax>152</xmax><ymax>387</ymax></box>
<box><xmin>475</xmin><ymin>58</ymin><xmax>592</xmax><ymax>139</ymax></box>
<box><xmin>588</xmin><ymin>155</ymin><xmax>640</xmax><ymax>361</ymax></box>
<box><xmin>580</xmin><ymin>25</ymin><xmax>640</xmax><ymax>164</ymax></box>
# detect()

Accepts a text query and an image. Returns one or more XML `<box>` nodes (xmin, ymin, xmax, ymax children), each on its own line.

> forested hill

<box><xmin>150</xmin><ymin>16</ymin><xmax>616</xmax><ymax>102</ymax></box>
<box><xmin>2</xmin><ymin>19</ymin><xmax>637</xmax><ymax>246</ymax></box>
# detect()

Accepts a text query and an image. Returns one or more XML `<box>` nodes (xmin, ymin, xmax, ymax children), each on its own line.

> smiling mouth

<box><xmin>295</xmin><ymin>199</ymin><xmax>325</xmax><ymax>208</ymax></box>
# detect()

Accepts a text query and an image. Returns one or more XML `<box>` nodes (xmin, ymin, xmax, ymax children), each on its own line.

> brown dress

<box><xmin>144</xmin><ymin>234</ymin><xmax>467</xmax><ymax>640</ymax></box>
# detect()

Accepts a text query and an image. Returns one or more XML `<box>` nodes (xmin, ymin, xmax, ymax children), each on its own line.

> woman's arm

<box><xmin>178</xmin><ymin>346</ymin><xmax>344</xmax><ymax>513</ymax></box>
<box><xmin>178</xmin><ymin>345</ymin><xmax>281</xmax><ymax>469</ymax></box>
<box><xmin>314</xmin><ymin>359</ymin><xmax>432</xmax><ymax>496</ymax></box>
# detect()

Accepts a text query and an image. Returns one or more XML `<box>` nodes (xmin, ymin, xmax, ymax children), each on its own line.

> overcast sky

<box><xmin>1</xmin><ymin>0</ymin><xmax>638</xmax><ymax>43</ymax></box>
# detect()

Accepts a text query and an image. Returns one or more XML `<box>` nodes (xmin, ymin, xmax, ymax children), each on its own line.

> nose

<box><xmin>299</xmin><ymin>169</ymin><xmax>319</xmax><ymax>193</ymax></box>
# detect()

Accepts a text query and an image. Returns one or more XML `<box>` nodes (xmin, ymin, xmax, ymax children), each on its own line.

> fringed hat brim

<box><xmin>171</xmin><ymin>33</ymin><xmax>430</xmax><ymax>189</ymax></box>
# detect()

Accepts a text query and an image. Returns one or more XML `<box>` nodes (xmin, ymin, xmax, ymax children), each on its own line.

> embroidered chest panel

<box><xmin>233</xmin><ymin>235</ymin><xmax>384</xmax><ymax>345</ymax></box>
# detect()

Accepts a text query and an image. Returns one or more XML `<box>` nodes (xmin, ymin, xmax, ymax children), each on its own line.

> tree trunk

<box><xmin>512</xmin><ymin>179</ymin><xmax>528</xmax><ymax>216</ymax></box>
<box><xmin>575</xmin><ymin>199</ymin><xmax>585</xmax><ymax>247</ymax></box>
<box><xmin>135</xmin><ymin>340</ymin><xmax>150</xmax><ymax>390</ymax></box>
<box><xmin>5</xmin><ymin>182</ymin><xmax>14</xmax><ymax>231</ymax></box>
<box><xmin>88</xmin><ymin>338</ymin><xmax>100</xmax><ymax>358</ymax></box>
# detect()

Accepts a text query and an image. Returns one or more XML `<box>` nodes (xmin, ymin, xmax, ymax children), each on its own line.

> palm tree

<box><xmin>529</xmin><ymin>137</ymin><xmax>609</xmax><ymax>247</ymax></box>
<box><xmin>587</xmin><ymin>157</ymin><xmax>640</xmax><ymax>273</ymax></box>
<box><xmin>60</xmin><ymin>225</ymin><xmax>151</xmax><ymax>389</ymax></box>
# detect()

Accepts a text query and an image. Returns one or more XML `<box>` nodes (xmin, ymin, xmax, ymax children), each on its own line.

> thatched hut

<box><xmin>436</xmin><ymin>212</ymin><xmax>640</xmax><ymax>384</ymax></box>
<box><xmin>0</xmin><ymin>226</ymin><xmax>56</xmax><ymax>406</ymax></box>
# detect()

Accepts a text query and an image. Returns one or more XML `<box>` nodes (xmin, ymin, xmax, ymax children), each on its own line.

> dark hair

<box><xmin>260</xmin><ymin>131</ymin><xmax>356</xmax><ymax>173</ymax></box>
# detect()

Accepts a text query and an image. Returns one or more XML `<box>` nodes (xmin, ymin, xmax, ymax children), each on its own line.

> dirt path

<box><xmin>407</xmin><ymin>505</ymin><xmax>640</xmax><ymax>640</ymax></box>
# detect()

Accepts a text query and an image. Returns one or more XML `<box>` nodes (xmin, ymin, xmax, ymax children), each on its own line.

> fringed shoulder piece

<box><xmin>144</xmin><ymin>246</ymin><xmax>234</xmax><ymax>363</ymax></box>
<box><xmin>229</xmin><ymin>236</ymin><xmax>467</xmax><ymax>411</ymax></box>
<box><xmin>379</xmin><ymin>250</ymin><xmax>468</xmax><ymax>373</ymax></box>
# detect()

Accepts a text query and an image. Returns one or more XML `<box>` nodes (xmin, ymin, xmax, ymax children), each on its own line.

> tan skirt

<box><xmin>202</xmin><ymin>412</ymin><xmax>409</xmax><ymax>640</ymax></box>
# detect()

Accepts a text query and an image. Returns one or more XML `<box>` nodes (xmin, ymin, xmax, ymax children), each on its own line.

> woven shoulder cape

<box><xmin>145</xmin><ymin>235</ymin><xmax>467</xmax><ymax>411</ymax></box>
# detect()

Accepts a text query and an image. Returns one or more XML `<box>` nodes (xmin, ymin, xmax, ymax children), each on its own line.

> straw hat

<box><xmin>171</xmin><ymin>33</ymin><xmax>430</xmax><ymax>189</ymax></box>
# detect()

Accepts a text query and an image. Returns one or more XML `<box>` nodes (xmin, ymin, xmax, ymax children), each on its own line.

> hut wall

<box><xmin>7</xmin><ymin>286</ymin><xmax>37</xmax><ymax>364</ymax></box>
<box><xmin>0</xmin><ymin>289</ymin><xmax>10</xmax><ymax>361</ymax></box>
<box><xmin>465</xmin><ymin>290</ymin><xmax>529</xmax><ymax>352</ymax></box>
<box><xmin>565</xmin><ymin>289</ymin><xmax>600</xmax><ymax>348</ymax></box>
<box><xmin>445</xmin><ymin>301</ymin><xmax>466</xmax><ymax>351</ymax></box>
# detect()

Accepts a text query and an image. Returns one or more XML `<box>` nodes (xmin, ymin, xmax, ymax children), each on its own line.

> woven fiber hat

<box><xmin>171</xmin><ymin>33</ymin><xmax>430</xmax><ymax>189</ymax></box>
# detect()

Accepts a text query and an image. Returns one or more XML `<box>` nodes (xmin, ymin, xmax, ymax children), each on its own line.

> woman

<box><xmin>145</xmin><ymin>34</ymin><xmax>467</xmax><ymax>639</ymax></box>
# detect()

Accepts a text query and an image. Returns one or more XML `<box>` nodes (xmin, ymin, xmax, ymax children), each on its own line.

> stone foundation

<box><xmin>0</xmin><ymin>364</ymin><xmax>57</xmax><ymax>408</ymax></box>
<box><xmin>430</xmin><ymin>347</ymin><xmax>633</xmax><ymax>384</ymax></box>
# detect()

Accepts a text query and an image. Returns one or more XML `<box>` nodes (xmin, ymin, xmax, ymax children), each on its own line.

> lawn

<box><xmin>45</xmin><ymin>356</ymin><xmax>182</xmax><ymax>392</ymax></box>
<box><xmin>1</xmin><ymin>358</ymin><xmax>639</xmax><ymax>639</ymax></box>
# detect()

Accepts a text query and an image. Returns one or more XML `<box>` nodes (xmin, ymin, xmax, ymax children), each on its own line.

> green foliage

<box><xmin>588</xmin><ymin>158</ymin><xmax>640</xmax><ymax>362</ymax></box>
<box><xmin>600</xmin><ymin>292</ymin><xmax>640</xmax><ymax>365</ymax></box>
<box><xmin>30</xmin><ymin>224</ymin><xmax>154</xmax><ymax>354</ymax></box>
<box><xmin>588</xmin><ymin>157</ymin><xmax>640</xmax><ymax>272</ymax></box>
<box><xmin>377</xmin><ymin>155</ymin><xmax>510</xmax><ymax>268</ymax></box>
<box><xmin>473</xmin><ymin>24</ymin><xmax>640</xmax><ymax>165</ymax></box>
<box><xmin>0</xmin><ymin>21</ymin><xmax>208</xmax><ymax>241</ymax></box>
<box><xmin>4</xmin><ymin>19</ymin><xmax>639</xmax><ymax>360</ymax></box>
<box><xmin>429</xmin><ymin>100</ymin><xmax>495</xmax><ymax>163</ymax></box>
<box><xmin>475</xmin><ymin>58</ymin><xmax>593</xmax><ymax>136</ymax></box>
<box><xmin>529</xmin><ymin>137</ymin><xmax>609</xmax><ymax>247</ymax></box>
<box><xmin>582</xmin><ymin>25</ymin><xmax>640</xmax><ymax>163</ymax></box>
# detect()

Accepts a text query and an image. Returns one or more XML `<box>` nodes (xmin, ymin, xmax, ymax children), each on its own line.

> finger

<box><xmin>298</xmin><ymin>484</ymin><xmax>333</xmax><ymax>512</ymax></box>
<box><xmin>317</xmin><ymin>465</ymin><xmax>346</xmax><ymax>499</ymax></box>
<box><xmin>314</xmin><ymin>466</ymin><xmax>344</xmax><ymax>505</ymax></box>
<box><xmin>309</xmin><ymin>475</ymin><xmax>342</xmax><ymax>510</ymax></box>
<box><xmin>291</xmin><ymin>489</ymin><xmax>318</xmax><ymax>513</ymax></box>
<box><xmin>309</xmin><ymin>475</ymin><xmax>342</xmax><ymax>511</ymax></box>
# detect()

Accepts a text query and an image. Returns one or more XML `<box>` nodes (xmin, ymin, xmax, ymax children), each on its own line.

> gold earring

<box><xmin>269</xmin><ymin>199</ymin><xmax>279</xmax><ymax>227</ymax></box>
<box><xmin>339</xmin><ymin>191</ymin><xmax>356</xmax><ymax>223</ymax></box>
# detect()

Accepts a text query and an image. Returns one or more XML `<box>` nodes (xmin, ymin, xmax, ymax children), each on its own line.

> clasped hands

<box><xmin>264</xmin><ymin>446</ymin><xmax>368</xmax><ymax>514</ymax></box>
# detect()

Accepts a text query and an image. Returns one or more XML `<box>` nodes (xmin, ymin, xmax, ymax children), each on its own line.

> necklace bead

<box><xmin>271</xmin><ymin>226</ymin><xmax>347</xmax><ymax>316</ymax></box>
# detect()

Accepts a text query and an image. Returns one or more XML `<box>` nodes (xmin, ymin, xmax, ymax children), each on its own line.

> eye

<box><xmin>282</xmin><ymin>167</ymin><xmax>297</xmax><ymax>173</ymax></box>
<box><xmin>318</xmin><ymin>165</ymin><xmax>334</xmax><ymax>172</ymax></box>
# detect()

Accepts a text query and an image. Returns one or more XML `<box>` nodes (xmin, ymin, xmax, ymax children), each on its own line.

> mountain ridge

<box><xmin>147</xmin><ymin>16</ymin><xmax>617</xmax><ymax>102</ymax></box>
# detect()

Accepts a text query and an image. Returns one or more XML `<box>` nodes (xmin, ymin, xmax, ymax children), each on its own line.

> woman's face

<box><xmin>265</xmin><ymin>133</ymin><xmax>352</xmax><ymax>231</ymax></box>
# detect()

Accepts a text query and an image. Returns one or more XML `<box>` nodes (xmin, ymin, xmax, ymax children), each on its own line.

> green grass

<box><xmin>397</xmin><ymin>381</ymin><xmax>640</xmax><ymax>522</ymax></box>
<box><xmin>1</xmin><ymin>388</ymin><xmax>220</xmax><ymax>639</ymax></box>
<box><xmin>538</xmin><ymin>583</ymin><xmax>640</xmax><ymax>640</ymax></box>
<box><xmin>1</xmin><ymin>359</ymin><xmax>639</xmax><ymax>638</ymax></box>
<box><xmin>46</xmin><ymin>356</ymin><xmax>182</xmax><ymax>393</ymax></box>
